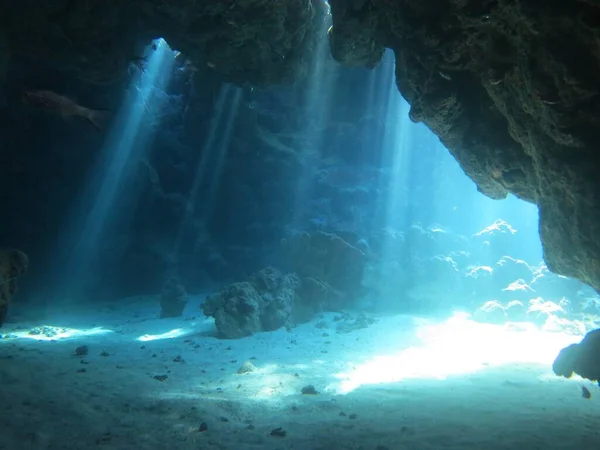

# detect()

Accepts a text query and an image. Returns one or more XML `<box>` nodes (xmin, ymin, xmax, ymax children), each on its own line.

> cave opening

<box><xmin>58</xmin><ymin>38</ymin><xmax>179</xmax><ymax>299</ymax></box>
<box><xmin>0</xmin><ymin>3</ymin><xmax>599</xmax><ymax>449</ymax></box>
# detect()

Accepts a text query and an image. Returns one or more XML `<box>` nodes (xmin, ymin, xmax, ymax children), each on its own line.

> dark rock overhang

<box><xmin>1</xmin><ymin>0</ymin><xmax>599</xmax><ymax>292</ymax></box>
<box><xmin>327</xmin><ymin>0</ymin><xmax>600</xmax><ymax>292</ymax></box>
<box><xmin>0</xmin><ymin>0</ymin><xmax>328</xmax><ymax>85</ymax></box>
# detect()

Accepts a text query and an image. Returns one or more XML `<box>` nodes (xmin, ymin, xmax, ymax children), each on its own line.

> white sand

<box><xmin>1</xmin><ymin>296</ymin><xmax>598</xmax><ymax>450</ymax></box>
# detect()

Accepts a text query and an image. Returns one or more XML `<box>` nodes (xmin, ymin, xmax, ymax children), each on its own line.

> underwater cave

<box><xmin>1</xmin><ymin>0</ymin><xmax>600</xmax><ymax>449</ymax></box>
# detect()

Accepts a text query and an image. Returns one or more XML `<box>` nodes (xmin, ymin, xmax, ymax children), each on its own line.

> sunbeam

<box><xmin>289</xmin><ymin>10</ymin><xmax>335</xmax><ymax>230</ymax></box>
<box><xmin>60</xmin><ymin>38</ymin><xmax>177</xmax><ymax>297</ymax></box>
<box><xmin>174</xmin><ymin>84</ymin><xmax>243</xmax><ymax>256</ymax></box>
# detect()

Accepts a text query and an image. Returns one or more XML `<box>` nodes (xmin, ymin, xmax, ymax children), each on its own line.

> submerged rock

<box><xmin>237</xmin><ymin>361</ymin><xmax>257</xmax><ymax>374</ymax></box>
<box><xmin>159</xmin><ymin>277</ymin><xmax>188</xmax><ymax>318</ymax></box>
<box><xmin>553</xmin><ymin>328</ymin><xmax>600</xmax><ymax>382</ymax></box>
<box><xmin>281</xmin><ymin>231</ymin><xmax>368</xmax><ymax>312</ymax></box>
<box><xmin>0</xmin><ymin>249</ymin><xmax>28</xmax><ymax>327</ymax></box>
<box><xmin>202</xmin><ymin>267</ymin><xmax>298</xmax><ymax>338</ymax></box>
<box><xmin>301</xmin><ymin>384</ymin><xmax>319</xmax><ymax>395</ymax></box>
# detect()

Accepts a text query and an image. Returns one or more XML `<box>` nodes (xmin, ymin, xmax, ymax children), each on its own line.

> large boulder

<box><xmin>553</xmin><ymin>328</ymin><xmax>600</xmax><ymax>382</ymax></box>
<box><xmin>202</xmin><ymin>266</ymin><xmax>298</xmax><ymax>338</ymax></box>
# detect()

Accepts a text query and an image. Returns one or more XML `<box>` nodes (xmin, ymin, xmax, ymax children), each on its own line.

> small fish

<box><xmin>582</xmin><ymin>385</ymin><xmax>591</xmax><ymax>399</ymax></box>
<box><xmin>23</xmin><ymin>90</ymin><xmax>109</xmax><ymax>131</ymax></box>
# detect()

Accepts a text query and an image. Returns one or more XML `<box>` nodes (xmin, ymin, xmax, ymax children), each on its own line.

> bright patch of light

<box><xmin>255</xmin><ymin>374</ymin><xmax>296</xmax><ymax>398</ymax></box>
<box><xmin>155</xmin><ymin>362</ymin><xmax>304</xmax><ymax>402</ymax></box>
<box><xmin>3</xmin><ymin>325</ymin><xmax>112</xmax><ymax>341</ymax></box>
<box><xmin>334</xmin><ymin>312</ymin><xmax>582</xmax><ymax>394</ymax></box>
<box><xmin>137</xmin><ymin>328</ymin><xmax>187</xmax><ymax>341</ymax></box>
<box><xmin>234</xmin><ymin>363</ymin><xmax>303</xmax><ymax>399</ymax></box>
<box><xmin>465</xmin><ymin>265</ymin><xmax>493</xmax><ymax>278</ymax></box>
<box><xmin>527</xmin><ymin>297</ymin><xmax>564</xmax><ymax>314</ymax></box>
<box><xmin>503</xmin><ymin>279</ymin><xmax>533</xmax><ymax>292</ymax></box>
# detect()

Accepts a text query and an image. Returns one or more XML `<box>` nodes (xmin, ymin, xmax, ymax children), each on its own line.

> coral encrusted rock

<box><xmin>553</xmin><ymin>328</ymin><xmax>600</xmax><ymax>382</ymax></box>
<box><xmin>281</xmin><ymin>231</ymin><xmax>368</xmax><ymax>310</ymax></box>
<box><xmin>0</xmin><ymin>0</ymin><xmax>330</xmax><ymax>86</ymax></box>
<box><xmin>202</xmin><ymin>267</ymin><xmax>298</xmax><ymax>339</ymax></box>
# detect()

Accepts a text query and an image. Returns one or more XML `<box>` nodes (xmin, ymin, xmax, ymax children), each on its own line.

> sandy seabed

<box><xmin>0</xmin><ymin>295</ymin><xmax>598</xmax><ymax>450</ymax></box>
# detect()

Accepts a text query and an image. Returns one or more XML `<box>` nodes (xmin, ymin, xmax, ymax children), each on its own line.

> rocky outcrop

<box><xmin>202</xmin><ymin>267</ymin><xmax>298</xmax><ymax>338</ymax></box>
<box><xmin>553</xmin><ymin>328</ymin><xmax>600</xmax><ymax>382</ymax></box>
<box><xmin>0</xmin><ymin>249</ymin><xmax>28</xmax><ymax>326</ymax></box>
<box><xmin>202</xmin><ymin>234</ymin><xmax>369</xmax><ymax>338</ymax></box>
<box><xmin>159</xmin><ymin>277</ymin><xmax>188</xmax><ymax>318</ymax></box>
<box><xmin>281</xmin><ymin>231</ymin><xmax>368</xmax><ymax>310</ymax></box>
<box><xmin>328</xmin><ymin>0</ymin><xmax>600</xmax><ymax>292</ymax></box>
<box><xmin>0</xmin><ymin>0</ymin><xmax>327</xmax><ymax>85</ymax></box>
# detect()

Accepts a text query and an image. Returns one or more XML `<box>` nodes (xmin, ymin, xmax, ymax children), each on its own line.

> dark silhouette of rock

<box><xmin>553</xmin><ymin>329</ymin><xmax>600</xmax><ymax>382</ymax></box>
<box><xmin>0</xmin><ymin>0</ymin><xmax>328</xmax><ymax>86</ymax></box>
<box><xmin>202</xmin><ymin>267</ymin><xmax>298</xmax><ymax>338</ymax></box>
<box><xmin>281</xmin><ymin>230</ymin><xmax>368</xmax><ymax>309</ymax></box>
<box><xmin>0</xmin><ymin>249</ymin><xmax>28</xmax><ymax>326</ymax></box>
<box><xmin>159</xmin><ymin>277</ymin><xmax>188</xmax><ymax>318</ymax></box>
<box><xmin>327</xmin><ymin>0</ymin><xmax>600</xmax><ymax>293</ymax></box>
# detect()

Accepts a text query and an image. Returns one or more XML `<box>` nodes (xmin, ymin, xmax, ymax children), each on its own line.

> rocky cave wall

<box><xmin>0</xmin><ymin>0</ymin><xmax>327</xmax><ymax>86</ymax></box>
<box><xmin>0</xmin><ymin>0</ymin><xmax>599</xmax><ymax>297</ymax></box>
<box><xmin>328</xmin><ymin>0</ymin><xmax>600</xmax><ymax>292</ymax></box>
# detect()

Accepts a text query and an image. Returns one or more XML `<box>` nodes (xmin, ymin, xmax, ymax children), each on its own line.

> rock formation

<box><xmin>159</xmin><ymin>276</ymin><xmax>188</xmax><ymax>318</ymax></box>
<box><xmin>281</xmin><ymin>230</ymin><xmax>368</xmax><ymax>311</ymax></box>
<box><xmin>553</xmin><ymin>328</ymin><xmax>600</xmax><ymax>382</ymax></box>
<box><xmin>202</xmin><ymin>267</ymin><xmax>298</xmax><ymax>338</ymax></box>
<box><xmin>327</xmin><ymin>0</ymin><xmax>600</xmax><ymax>292</ymax></box>
<box><xmin>0</xmin><ymin>249</ymin><xmax>28</xmax><ymax>326</ymax></box>
<box><xmin>0</xmin><ymin>0</ymin><xmax>327</xmax><ymax>86</ymax></box>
